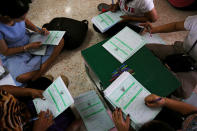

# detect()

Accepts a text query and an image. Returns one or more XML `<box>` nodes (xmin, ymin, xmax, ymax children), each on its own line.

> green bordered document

<box><xmin>33</xmin><ymin>76</ymin><xmax>74</xmax><ymax>118</ymax></box>
<box><xmin>74</xmin><ymin>90</ymin><xmax>114</xmax><ymax>131</ymax></box>
<box><xmin>29</xmin><ymin>31</ymin><xmax>65</xmax><ymax>45</ymax></box>
<box><xmin>103</xmin><ymin>27</ymin><xmax>146</xmax><ymax>63</ymax></box>
<box><xmin>104</xmin><ymin>72</ymin><xmax>161</xmax><ymax>129</ymax></box>
<box><xmin>91</xmin><ymin>11</ymin><xmax>124</xmax><ymax>33</ymax></box>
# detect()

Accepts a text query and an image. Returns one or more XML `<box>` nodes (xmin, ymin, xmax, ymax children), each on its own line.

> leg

<box><xmin>173</xmin><ymin>71</ymin><xmax>197</xmax><ymax>99</ymax></box>
<box><xmin>32</xmin><ymin>38</ymin><xmax>64</xmax><ymax>81</ymax></box>
<box><xmin>145</xmin><ymin>42</ymin><xmax>185</xmax><ymax>61</ymax></box>
<box><xmin>16</xmin><ymin>70</ymin><xmax>39</xmax><ymax>83</ymax></box>
<box><xmin>65</xmin><ymin>119</ymin><xmax>83</xmax><ymax>131</ymax></box>
<box><xmin>16</xmin><ymin>38</ymin><xmax>64</xmax><ymax>83</ymax></box>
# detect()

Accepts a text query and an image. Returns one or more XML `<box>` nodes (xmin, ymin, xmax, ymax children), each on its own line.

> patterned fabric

<box><xmin>119</xmin><ymin>0</ymin><xmax>154</xmax><ymax>16</ymax></box>
<box><xmin>182</xmin><ymin>113</ymin><xmax>197</xmax><ymax>131</ymax></box>
<box><xmin>0</xmin><ymin>89</ymin><xmax>30</xmax><ymax>131</ymax></box>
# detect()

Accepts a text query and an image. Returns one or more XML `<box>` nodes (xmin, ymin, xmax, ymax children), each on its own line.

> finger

<box><xmin>118</xmin><ymin>108</ymin><xmax>123</xmax><ymax>120</ymax></box>
<box><xmin>114</xmin><ymin>108</ymin><xmax>119</xmax><ymax>120</ymax></box>
<box><xmin>39</xmin><ymin>111</ymin><xmax>45</xmax><ymax>117</ymax></box>
<box><xmin>126</xmin><ymin>114</ymin><xmax>130</xmax><ymax>126</ymax></box>
<box><xmin>139</xmin><ymin>23</ymin><xmax>147</xmax><ymax>26</ymax></box>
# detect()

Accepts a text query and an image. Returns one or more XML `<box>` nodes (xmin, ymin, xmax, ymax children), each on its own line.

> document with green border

<box><xmin>104</xmin><ymin>72</ymin><xmax>161</xmax><ymax>129</ymax></box>
<box><xmin>33</xmin><ymin>76</ymin><xmax>74</xmax><ymax>118</ymax></box>
<box><xmin>103</xmin><ymin>27</ymin><xmax>146</xmax><ymax>63</ymax></box>
<box><xmin>74</xmin><ymin>90</ymin><xmax>114</xmax><ymax>131</ymax></box>
<box><xmin>92</xmin><ymin>11</ymin><xmax>124</xmax><ymax>33</ymax></box>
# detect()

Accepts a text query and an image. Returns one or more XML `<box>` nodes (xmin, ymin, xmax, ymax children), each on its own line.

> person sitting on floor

<box><xmin>140</xmin><ymin>15</ymin><xmax>197</xmax><ymax>99</ymax></box>
<box><xmin>94</xmin><ymin>0</ymin><xmax>158</xmax><ymax>36</ymax></box>
<box><xmin>0</xmin><ymin>75</ymin><xmax>82</xmax><ymax>131</ymax></box>
<box><xmin>0</xmin><ymin>0</ymin><xmax>64</xmax><ymax>86</ymax></box>
<box><xmin>112</xmin><ymin>94</ymin><xmax>197</xmax><ymax>131</ymax></box>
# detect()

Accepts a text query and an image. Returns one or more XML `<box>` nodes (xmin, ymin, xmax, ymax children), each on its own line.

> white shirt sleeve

<box><xmin>141</xmin><ymin>0</ymin><xmax>154</xmax><ymax>13</ymax></box>
<box><xmin>184</xmin><ymin>15</ymin><xmax>197</xmax><ymax>31</ymax></box>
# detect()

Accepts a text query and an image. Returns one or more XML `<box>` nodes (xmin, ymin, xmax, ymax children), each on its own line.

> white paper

<box><xmin>142</xmin><ymin>33</ymin><xmax>166</xmax><ymax>45</ymax></box>
<box><xmin>74</xmin><ymin>90</ymin><xmax>114</xmax><ymax>131</ymax></box>
<box><xmin>92</xmin><ymin>11</ymin><xmax>124</xmax><ymax>33</ymax></box>
<box><xmin>29</xmin><ymin>45</ymin><xmax>47</xmax><ymax>55</ymax></box>
<box><xmin>103</xmin><ymin>27</ymin><xmax>146</xmax><ymax>63</ymax></box>
<box><xmin>29</xmin><ymin>31</ymin><xmax>65</xmax><ymax>45</ymax></box>
<box><xmin>104</xmin><ymin>72</ymin><xmax>161</xmax><ymax>129</ymax></box>
<box><xmin>0</xmin><ymin>74</ymin><xmax>16</xmax><ymax>86</ymax></box>
<box><xmin>33</xmin><ymin>77</ymin><xmax>74</xmax><ymax>118</ymax></box>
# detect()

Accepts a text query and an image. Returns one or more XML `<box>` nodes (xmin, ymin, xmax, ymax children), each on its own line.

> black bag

<box><xmin>43</xmin><ymin>17</ymin><xmax>88</xmax><ymax>50</ymax></box>
<box><xmin>164</xmin><ymin>40</ymin><xmax>197</xmax><ymax>72</ymax></box>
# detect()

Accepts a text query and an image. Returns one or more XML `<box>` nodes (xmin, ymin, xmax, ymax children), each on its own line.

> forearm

<box><xmin>151</xmin><ymin>21</ymin><xmax>185</xmax><ymax>34</ymax></box>
<box><xmin>2</xmin><ymin>46</ymin><xmax>26</xmax><ymax>56</ymax></box>
<box><xmin>128</xmin><ymin>16</ymin><xmax>150</xmax><ymax>22</ymax></box>
<box><xmin>164</xmin><ymin>98</ymin><xmax>197</xmax><ymax>115</ymax></box>
<box><xmin>0</xmin><ymin>85</ymin><xmax>32</xmax><ymax>97</ymax></box>
<box><xmin>25</xmin><ymin>18</ymin><xmax>39</xmax><ymax>32</ymax></box>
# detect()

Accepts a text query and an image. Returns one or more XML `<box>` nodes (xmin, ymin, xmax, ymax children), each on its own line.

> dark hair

<box><xmin>0</xmin><ymin>0</ymin><xmax>29</xmax><ymax>19</ymax></box>
<box><xmin>139</xmin><ymin>120</ymin><xmax>175</xmax><ymax>131</ymax></box>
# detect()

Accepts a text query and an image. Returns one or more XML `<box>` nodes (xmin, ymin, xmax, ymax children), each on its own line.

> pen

<box><xmin>29</xmin><ymin>117</ymin><xmax>39</xmax><ymax>122</ymax></box>
<box><xmin>147</xmin><ymin>26</ymin><xmax>152</xmax><ymax>37</ymax></box>
<box><xmin>36</xmin><ymin>26</ymin><xmax>42</xmax><ymax>31</ymax></box>
<box><xmin>112</xmin><ymin>0</ymin><xmax>114</xmax><ymax>4</ymax></box>
<box><xmin>150</xmin><ymin>97</ymin><xmax>162</xmax><ymax>103</ymax></box>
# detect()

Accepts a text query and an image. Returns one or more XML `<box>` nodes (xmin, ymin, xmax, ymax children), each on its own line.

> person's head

<box><xmin>0</xmin><ymin>0</ymin><xmax>29</xmax><ymax>23</ymax></box>
<box><xmin>139</xmin><ymin>120</ymin><xmax>175</xmax><ymax>131</ymax></box>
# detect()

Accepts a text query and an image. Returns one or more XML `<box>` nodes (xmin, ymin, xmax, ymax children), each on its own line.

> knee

<box><xmin>16</xmin><ymin>74</ymin><xmax>33</xmax><ymax>83</ymax></box>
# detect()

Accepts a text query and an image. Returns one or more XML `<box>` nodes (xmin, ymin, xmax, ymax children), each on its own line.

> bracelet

<box><xmin>23</xmin><ymin>46</ymin><xmax>28</xmax><ymax>52</ymax></box>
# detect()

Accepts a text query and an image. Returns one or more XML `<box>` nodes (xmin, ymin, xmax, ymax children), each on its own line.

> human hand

<box><xmin>33</xmin><ymin>110</ymin><xmax>53</xmax><ymax>131</ymax></box>
<box><xmin>145</xmin><ymin>94</ymin><xmax>166</xmax><ymax>108</ymax></box>
<box><xmin>112</xmin><ymin>108</ymin><xmax>130</xmax><ymax>131</ymax></box>
<box><xmin>37</xmin><ymin>28</ymin><xmax>50</xmax><ymax>36</ymax></box>
<box><xmin>139</xmin><ymin>22</ymin><xmax>153</xmax><ymax>34</ymax></box>
<box><xmin>25</xmin><ymin>42</ymin><xmax>42</xmax><ymax>50</ymax></box>
<box><xmin>109</xmin><ymin>4</ymin><xmax>119</xmax><ymax>12</ymax></box>
<box><xmin>28</xmin><ymin>88</ymin><xmax>44</xmax><ymax>99</ymax></box>
<box><xmin>119</xmin><ymin>15</ymin><xmax>132</xmax><ymax>23</ymax></box>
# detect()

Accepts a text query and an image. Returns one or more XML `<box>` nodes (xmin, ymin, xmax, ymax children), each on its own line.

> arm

<box><xmin>25</xmin><ymin>18</ymin><xmax>39</xmax><ymax>32</ymax></box>
<box><xmin>0</xmin><ymin>39</ymin><xmax>41</xmax><ymax>56</ymax></box>
<box><xmin>145</xmin><ymin>94</ymin><xmax>197</xmax><ymax>115</ymax></box>
<box><xmin>120</xmin><ymin>8</ymin><xmax>158</xmax><ymax>23</ymax></box>
<box><xmin>140</xmin><ymin>21</ymin><xmax>185</xmax><ymax>34</ymax></box>
<box><xmin>0</xmin><ymin>85</ymin><xmax>43</xmax><ymax>98</ymax></box>
<box><xmin>151</xmin><ymin>21</ymin><xmax>185</xmax><ymax>33</ymax></box>
<box><xmin>25</xmin><ymin>19</ymin><xmax>49</xmax><ymax>35</ymax></box>
<box><xmin>0</xmin><ymin>39</ymin><xmax>25</xmax><ymax>56</ymax></box>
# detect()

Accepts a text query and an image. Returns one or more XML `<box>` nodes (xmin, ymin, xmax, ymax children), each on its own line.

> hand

<box><xmin>38</xmin><ymin>28</ymin><xmax>50</xmax><ymax>36</ymax></box>
<box><xmin>109</xmin><ymin>4</ymin><xmax>119</xmax><ymax>12</ymax></box>
<box><xmin>28</xmin><ymin>88</ymin><xmax>44</xmax><ymax>99</ymax></box>
<box><xmin>112</xmin><ymin>108</ymin><xmax>130</xmax><ymax>131</ymax></box>
<box><xmin>33</xmin><ymin>110</ymin><xmax>53</xmax><ymax>131</ymax></box>
<box><xmin>145</xmin><ymin>94</ymin><xmax>166</xmax><ymax>108</ymax></box>
<box><xmin>25</xmin><ymin>42</ymin><xmax>42</xmax><ymax>50</ymax></box>
<box><xmin>139</xmin><ymin>22</ymin><xmax>153</xmax><ymax>34</ymax></box>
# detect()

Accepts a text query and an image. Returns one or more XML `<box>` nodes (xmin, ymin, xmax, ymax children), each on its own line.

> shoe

<box><xmin>43</xmin><ymin>74</ymin><xmax>54</xmax><ymax>81</ymax></box>
<box><xmin>61</xmin><ymin>75</ymin><xmax>69</xmax><ymax>87</ymax></box>
<box><xmin>97</xmin><ymin>3</ymin><xmax>110</xmax><ymax>12</ymax></box>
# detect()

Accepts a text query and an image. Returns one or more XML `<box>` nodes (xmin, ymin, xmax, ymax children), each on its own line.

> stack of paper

<box><xmin>92</xmin><ymin>11</ymin><xmax>124</xmax><ymax>33</ymax></box>
<box><xmin>33</xmin><ymin>77</ymin><xmax>74</xmax><ymax>118</ymax></box>
<box><xmin>29</xmin><ymin>31</ymin><xmax>65</xmax><ymax>55</ymax></box>
<box><xmin>104</xmin><ymin>72</ymin><xmax>161</xmax><ymax>129</ymax></box>
<box><xmin>74</xmin><ymin>90</ymin><xmax>114</xmax><ymax>131</ymax></box>
<box><xmin>103</xmin><ymin>26</ymin><xmax>146</xmax><ymax>63</ymax></box>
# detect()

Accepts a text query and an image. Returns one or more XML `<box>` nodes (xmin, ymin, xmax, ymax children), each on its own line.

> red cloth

<box><xmin>167</xmin><ymin>0</ymin><xmax>195</xmax><ymax>7</ymax></box>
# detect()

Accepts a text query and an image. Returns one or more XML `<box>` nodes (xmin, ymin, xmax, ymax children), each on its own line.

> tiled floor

<box><xmin>27</xmin><ymin>0</ymin><xmax>197</xmax><ymax>97</ymax></box>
